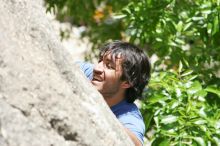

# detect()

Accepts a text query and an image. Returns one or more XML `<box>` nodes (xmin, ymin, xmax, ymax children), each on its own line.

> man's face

<box><xmin>91</xmin><ymin>52</ymin><xmax>124</xmax><ymax>98</ymax></box>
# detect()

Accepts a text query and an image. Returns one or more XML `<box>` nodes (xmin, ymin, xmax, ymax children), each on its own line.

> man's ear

<box><xmin>121</xmin><ymin>81</ymin><xmax>132</xmax><ymax>89</ymax></box>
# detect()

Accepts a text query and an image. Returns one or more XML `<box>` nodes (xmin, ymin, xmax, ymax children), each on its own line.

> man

<box><xmin>79</xmin><ymin>41</ymin><xmax>151</xmax><ymax>146</ymax></box>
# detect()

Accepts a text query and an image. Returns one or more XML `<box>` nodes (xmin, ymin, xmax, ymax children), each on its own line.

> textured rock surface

<box><xmin>0</xmin><ymin>0</ymin><xmax>134</xmax><ymax>146</ymax></box>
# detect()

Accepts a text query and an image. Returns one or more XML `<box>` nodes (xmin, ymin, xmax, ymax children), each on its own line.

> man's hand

<box><xmin>124</xmin><ymin>128</ymin><xmax>142</xmax><ymax>146</ymax></box>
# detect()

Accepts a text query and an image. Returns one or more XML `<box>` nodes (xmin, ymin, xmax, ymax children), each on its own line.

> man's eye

<box><xmin>106</xmin><ymin>63</ymin><xmax>115</xmax><ymax>69</ymax></box>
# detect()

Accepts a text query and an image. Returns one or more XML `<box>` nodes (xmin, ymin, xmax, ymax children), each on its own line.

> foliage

<box><xmin>121</xmin><ymin>0</ymin><xmax>220</xmax><ymax>83</ymax></box>
<box><xmin>45</xmin><ymin>0</ymin><xmax>127</xmax><ymax>54</ymax></box>
<box><xmin>45</xmin><ymin>0</ymin><xmax>220</xmax><ymax>80</ymax></box>
<box><xmin>141</xmin><ymin>64</ymin><xmax>220</xmax><ymax>145</ymax></box>
<box><xmin>45</xmin><ymin>0</ymin><xmax>220</xmax><ymax>145</ymax></box>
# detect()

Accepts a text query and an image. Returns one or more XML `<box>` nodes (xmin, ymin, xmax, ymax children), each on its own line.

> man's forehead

<box><xmin>103</xmin><ymin>51</ymin><xmax>123</xmax><ymax>63</ymax></box>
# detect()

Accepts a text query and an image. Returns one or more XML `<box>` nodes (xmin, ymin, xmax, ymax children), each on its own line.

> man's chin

<box><xmin>91</xmin><ymin>80</ymin><xmax>101</xmax><ymax>85</ymax></box>
<box><xmin>91</xmin><ymin>80</ymin><xmax>97</xmax><ymax>85</ymax></box>
<box><xmin>91</xmin><ymin>81</ymin><xmax>102</xmax><ymax>92</ymax></box>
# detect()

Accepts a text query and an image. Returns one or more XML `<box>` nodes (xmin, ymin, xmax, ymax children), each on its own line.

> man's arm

<box><xmin>124</xmin><ymin>128</ymin><xmax>143</xmax><ymax>146</ymax></box>
<box><xmin>76</xmin><ymin>62</ymin><xmax>94</xmax><ymax>80</ymax></box>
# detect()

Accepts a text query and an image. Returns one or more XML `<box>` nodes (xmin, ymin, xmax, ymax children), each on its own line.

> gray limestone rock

<box><xmin>0</xmin><ymin>0</ymin><xmax>134</xmax><ymax>146</ymax></box>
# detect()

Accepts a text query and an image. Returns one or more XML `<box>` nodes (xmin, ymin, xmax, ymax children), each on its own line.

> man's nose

<box><xmin>93</xmin><ymin>61</ymin><xmax>104</xmax><ymax>74</ymax></box>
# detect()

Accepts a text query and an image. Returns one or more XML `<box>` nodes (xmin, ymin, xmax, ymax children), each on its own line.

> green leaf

<box><xmin>199</xmin><ymin>107</ymin><xmax>207</xmax><ymax>117</ymax></box>
<box><xmin>154</xmin><ymin>116</ymin><xmax>159</xmax><ymax>128</ymax></box>
<box><xmin>169</xmin><ymin>41</ymin><xmax>179</xmax><ymax>47</ymax></box>
<box><xmin>175</xmin><ymin>38</ymin><xmax>185</xmax><ymax>45</ymax></box>
<box><xmin>195</xmin><ymin>90</ymin><xmax>207</xmax><ymax>101</ymax></box>
<box><xmin>156</xmin><ymin>37</ymin><xmax>163</xmax><ymax>42</ymax></box>
<box><xmin>112</xmin><ymin>14</ymin><xmax>126</xmax><ymax>19</ymax></box>
<box><xmin>213</xmin><ymin>137</ymin><xmax>220</xmax><ymax>146</ymax></box>
<box><xmin>161</xmin><ymin>115</ymin><xmax>178</xmax><ymax>124</ymax></box>
<box><xmin>193</xmin><ymin>137</ymin><xmax>206</xmax><ymax>146</ymax></box>
<box><xmin>193</xmin><ymin>119</ymin><xmax>207</xmax><ymax>125</ymax></box>
<box><xmin>152</xmin><ymin>138</ymin><xmax>170</xmax><ymax>146</ymax></box>
<box><xmin>212</xmin><ymin>15</ymin><xmax>219</xmax><ymax>36</ymax></box>
<box><xmin>143</xmin><ymin>112</ymin><xmax>154</xmax><ymax>130</ymax></box>
<box><xmin>205</xmin><ymin>86</ymin><xmax>220</xmax><ymax>97</ymax></box>
<box><xmin>123</xmin><ymin>7</ymin><xmax>131</xmax><ymax>14</ymax></box>
<box><xmin>201</xmin><ymin>10</ymin><xmax>211</xmax><ymax>15</ymax></box>
<box><xmin>170</xmin><ymin>100</ymin><xmax>179</xmax><ymax>109</ymax></box>
<box><xmin>159</xmin><ymin>139</ymin><xmax>170</xmax><ymax>146</ymax></box>
<box><xmin>187</xmin><ymin>75</ymin><xmax>198</xmax><ymax>81</ymax></box>
<box><xmin>178</xmin><ymin>61</ymin><xmax>183</xmax><ymax>73</ymax></box>
<box><xmin>215</xmin><ymin>120</ymin><xmax>220</xmax><ymax>129</ymax></box>
<box><xmin>207</xmin><ymin>23</ymin><xmax>212</xmax><ymax>34</ymax></box>
<box><xmin>183</xmin><ymin>22</ymin><xmax>193</xmax><ymax>31</ymax></box>
<box><xmin>147</xmin><ymin>94</ymin><xmax>168</xmax><ymax>104</ymax></box>
<box><xmin>187</xmin><ymin>81</ymin><xmax>202</xmax><ymax>95</ymax></box>
<box><xmin>182</xmin><ymin>58</ymin><xmax>189</xmax><ymax>67</ymax></box>
<box><xmin>192</xmin><ymin>17</ymin><xmax>204</xmax><ymax>21</ymax></box>
<box><xmin>181</xmin><ymin>70</ymin><xmax>193</xmax><ymax>77</ymax></box>
<box><xmin>175</xmin><ymin>88</ymin><xmax>181</xmax><ymax>97</ymax></box>
<box><xmin>176</xmin><ymin>21</ymin><xmax>183</xmax><ymax>32</ymax></box>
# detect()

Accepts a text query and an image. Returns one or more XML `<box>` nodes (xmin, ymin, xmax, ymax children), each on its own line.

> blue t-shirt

<box><xmin>78</xmin><ymin>62</ymin><xmax>145</xmax><ymax>144</ymax></box>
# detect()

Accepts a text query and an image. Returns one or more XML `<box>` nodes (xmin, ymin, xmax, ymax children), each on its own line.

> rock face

<box><xmin>0</xmin><ymin>0</ymin><xmax>133</xmax><ymax>146</ymax></box>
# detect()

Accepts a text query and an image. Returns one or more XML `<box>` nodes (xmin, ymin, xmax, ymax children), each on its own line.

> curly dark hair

<box><xmin>99</xmin><ymin>41</ymin><xmax>151</xmax><ymax>103</ymax></box>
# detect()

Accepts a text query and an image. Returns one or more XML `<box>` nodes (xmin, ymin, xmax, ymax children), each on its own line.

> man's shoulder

<box><xmin>112</xmin><ymin>101</ymin><xmax>145</xmax><ymax>144</ymax></box>
<box><xmin>111</xmin><ymin>101</ymin><xmax>144</xmax><ymax>130</ymax></box>
<box><xmin>118</xmin><ymin>102</ymin><xmax>143</xmax><ymax>123</ymax></box>
<box><xmin>111</xmin><ymin>101</ymin><xmax>141</xmax><ymax>117</ymax></box>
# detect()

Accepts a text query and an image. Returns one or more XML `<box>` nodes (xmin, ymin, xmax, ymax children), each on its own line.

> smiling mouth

<box><xmin>91</xmin><ymin>78</ymin><xmax>101</xmax><ymax>85</ymax></box>
<box><xmin>92</xmin><ymin>76</ymin><xmax>103</xmax><ymax>82</ymax></box>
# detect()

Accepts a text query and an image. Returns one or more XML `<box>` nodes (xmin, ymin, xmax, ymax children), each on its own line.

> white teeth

<box><xmin>93</xmin><ymin>76</ymin><xmax>102</xmax><ymax>81</ymax></box>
